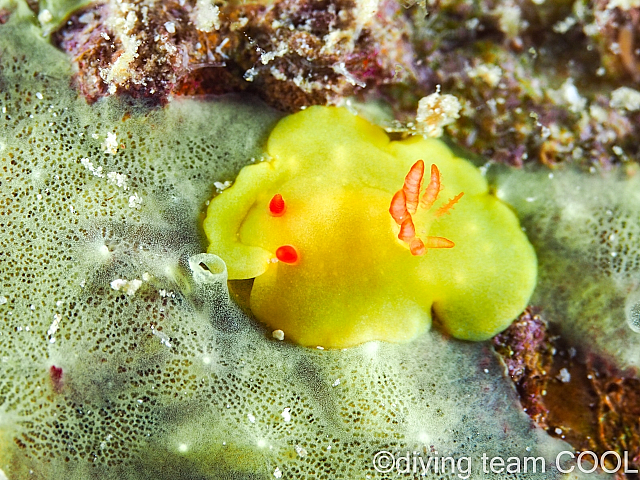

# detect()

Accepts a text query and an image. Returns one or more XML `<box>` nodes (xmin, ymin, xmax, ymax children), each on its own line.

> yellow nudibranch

<box><xmin>203</xmin><ymin>106</ymin><xmax>537</xmax><ymax>348</ymax></box>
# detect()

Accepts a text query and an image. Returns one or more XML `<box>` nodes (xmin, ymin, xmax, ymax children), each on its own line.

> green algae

<box><xmin>491</xmin><ymin>163</ymin><xmax>640</xmax><ymax>370</ymax></box>
<box><xmin>0</xmin><ymin>0</ymin><xmax>92</xmax><ymax>34</ymax></box>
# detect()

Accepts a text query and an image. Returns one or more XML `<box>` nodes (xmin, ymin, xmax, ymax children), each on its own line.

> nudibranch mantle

<box><xmin>204</xmin><ymin>106</ymin><xmax>537</xmax><ymax>347</ymax></box>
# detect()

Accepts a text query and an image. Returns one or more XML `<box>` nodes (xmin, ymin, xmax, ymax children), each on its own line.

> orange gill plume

<box><xmin>389</xmin><ymin>161</ymin><xmax>463</xmax><ymax>256</ymax></box>
<box><xmin>402</xmin><ymin>159</ymin><xmax>424</xmax><ymax>214</ymax></box>
<box><xmin>421</xmin><ymin>163</ymin><xmax>442</xmax><ymax>210</ymax></box>
<box><xmin>390</xmin><ymin>190</ymin><xmax>410</xmax><ymax>224</ymax></box>
<box><xmin>436</xmin><ymin>192</ymin><xmax>464</xmax><ymax>217</ymax></box>
<box><xmin>398</xmin><ymin>217</ymin><xmax>417</xmax><ymax>242</ymax></box>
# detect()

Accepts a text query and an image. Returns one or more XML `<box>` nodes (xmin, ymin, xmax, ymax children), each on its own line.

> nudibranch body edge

<box><xmin>204</xmin><ymin>106</ymin><xmax>537</xmax><ymax>348</ymax></box>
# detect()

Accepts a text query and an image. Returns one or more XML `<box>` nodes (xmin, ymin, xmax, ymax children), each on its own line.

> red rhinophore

<box><xmin>269</xmin><ymin>194</ymin><xmax>286</xmax><ymax>216</ymax></box>
<box><xmin>276</xmin><ymin>245</ymin><xmax>299</xmax><ymax>264</ymax></box>
<box><xmin>49</xmin><ymin>365</ymin><xmax>63</xmax><ymax>392</ymax></box>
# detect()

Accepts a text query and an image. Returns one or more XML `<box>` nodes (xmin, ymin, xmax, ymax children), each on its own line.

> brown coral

<box><xmin>494</xmin><ymin>309</ymin><xmax>640</xmax><ymax>478</ymax></box>
<box><xmin>493</xmin><ymin>308</ymin><xmax>553</xmax><ymax>426</ymax></box>
<box><xmin>587</xmin><ymin>0</ymin><xmax>640</xmax><ymax>83</ymax></box>
<box><xmin>401</xmin><ymin>0</ymin><xmax>640</xmax><ymax>169</ymax></box>
<box><xmin>53</xmin><ymin>0</ymin><xmax>416</xmax><ymax>111</ymax></box>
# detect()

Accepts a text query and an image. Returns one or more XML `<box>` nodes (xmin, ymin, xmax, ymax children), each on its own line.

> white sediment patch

<box><xmin>110</xmin><ymin>278</ymin><xmax>143</xmax><ymax>296</ymax></box>
<box><xmin>192</xmin><ymin>0</ymin><xmax>221</xmax><ymax>32</ymax></box>
<box><xmin>416</xmin><ymin>89</ymin><xmax>461</xmax><ymax>138</ymax></box>
<box><xmin>611</xmin><ymin>86</ymin><xmax>640</xmax><ymax>111</ymax></box>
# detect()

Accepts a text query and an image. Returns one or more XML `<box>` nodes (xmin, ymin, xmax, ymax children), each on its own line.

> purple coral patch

<box><xmin>49</xmin><ymin>365</ymin><xmax>63</xmax><ymax>393</ymax></box>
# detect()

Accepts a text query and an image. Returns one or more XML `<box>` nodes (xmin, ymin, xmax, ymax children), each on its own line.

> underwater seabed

<box><xmin>0</xmin><ymin>8</ymin><xmax>635</xmax><ymax>480</ymax></box>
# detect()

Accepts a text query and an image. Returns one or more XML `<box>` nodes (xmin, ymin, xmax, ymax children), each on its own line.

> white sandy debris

<box><xmin>416</xmin><ymin>90</ymin><xmax>462</xmax><ymax>138</ymax></box>
<box><xmin>553</xmin><ymin>15</ymin><xmax>577</xmax><ymax>34</ymax></box>
<box><xmin>320</xmin><ymin>29</ymin><xmax>352</xmax><ymax>56</ymax></box>
<box><xmin>557</xmin><ymin>367</ymin><xmax>571</xmax><ymax>383</ymax></box>
<box><xmin>79</xmin><ymin>11</ymin><xmax>96</xmax><ymax>23</ymax></box>
<box><xmin>260</xmin><ymin>44</ymin><xmax>289</xmax><ymax>65</ymax></box>
<box><xmin>561</xmin><ymin>79</ymin><xmax>587</xmax><ymax>113</ymax></box>
<box><xmin>110</xmin><ymin>278</ymin><xmax>143</xmax><ymax>296</ymax></box>
<box><xmin>102</xmin><ymin>132</ymin><xmax>119</xmax><ymax>154</ymax></box>
<box><xmin>589</xmin><ymin>104</ymin><xmax>608</xmax><ymax>123</ymax></box>
<box><xmin>243</xmin><ymin>67</ymin><xmax>257</xmax><ymax>82</ymax></box>
<box><xmin>213</xmin><ymin>180</ymin><xmax>232</xmax><ymax>192</ymax></box>
<box><xmin>192</xmin><ymin>0</ymin><xmax>221</xmax><ymax>32</ymax></box>
<box><xmin>164</xmin><ymin>21</ymin><xmax>176</xmax><ymax>34</ymax></box>
<box><xmin>81</xmin><ymin>157</ymin><xmax>105</xmax><ymax>178</ymax></box>
<box><xmin>0</xmin><ymin>296</ymin><xmax>7</xmax><ymax>305</ymax></box>
<box><xmin>495</xmin><ymin>3</ymin><xmax>522</xmax><ymax>38</ymax></box>
<box><xmin>230</xmin><ymin>16</ymin><xmax>249</xmax><ymax>30</ymax></box>
<box><xmin>273</xmin><ymin>467</ymin><xmax>282</xmax><ymax>479</ymax></box>
<box><xmin>151</xmin><ymin>326</ymin><xmax>172</xmax><ymax>348</ymax></box>
<box><xmin>332</xmin><ymin>62</ymin><xmax>366</xmax><ymax>88</ymax></box>
<box><xmin>99</xmin><ymin>3</ymin><xmax>142</xmax><ymax>94</ymax></box>
<box><xmin>549</xmin><ymin>78</ymin><xmax>587</xmax><ymax>113</ymax></box>
<box><xmin>270</xmin><ymin>67</ymin><xmax>287</xmax><ymax>81</ymax></box>
<box><xmin>355</xmin><ymin>0</ymin><xmax>380</xmax><ymax>27</ymax></box>
<box><xmin>295</xmin><ymin>444</ymin><xmax>308</xmax><ymax>457</ymax></box>
<box><xmin>128</xmin><ymin>193</ymin><xmax>143</xmax><ymax>209</ymax></box>
<box><xmin>101</xmin><ymin>35</ymin><xmax>142</xmax><ymax>94</ymax></box>
<box><xmin>607</xmin><ymin>0</ymin><xmax>640</xmax><ymax>10</ymax></box>
<box><xmin>281</xmin><ymin>407</ymin><xmax>291</xmax><ymax>422</ymax></box>
<box><xmin>47</xmin><ymin>313</ymin><xmax>62</xmax><ymax>337</ymax></box>
<box><xmin>272</xmin><ymin>329</ymin><xmax>285</xmax><ymax>341</ymax></box>
<box><xmin>38</xmin><ymin>9</ymin><xmax>53</xmax><ymax>25</ymax></box>
<box><xmin>468</xmin><ymin>63</ymin><xmax>502</xmax><ymax>88</ymax></box>
<box><xmin>107</xmin><ymin>171</ymin><xmax>128</xmax><ymax>190</ymax></box>
<box><xmin>611</xmin><ymin>86</ymin><xmax>640</xmax><ymax>111</ymax></box>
